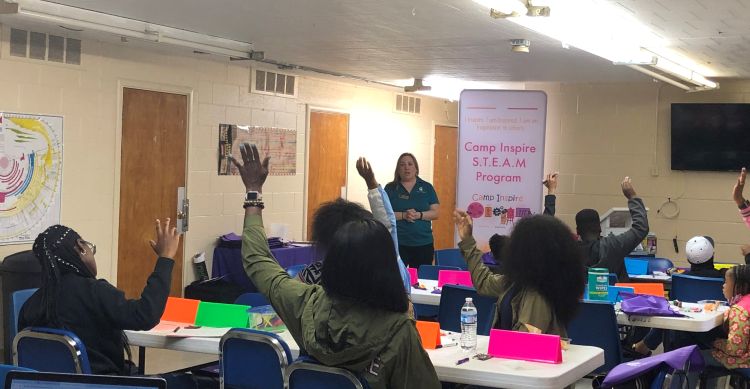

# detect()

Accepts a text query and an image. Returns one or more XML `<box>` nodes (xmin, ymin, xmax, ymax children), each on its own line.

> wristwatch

<box><xmin>244</xmin><ymin>191</ymin><xmax>264</xmax><ymax>209</ymax></box>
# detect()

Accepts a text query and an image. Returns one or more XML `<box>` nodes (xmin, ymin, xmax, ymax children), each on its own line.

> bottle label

<box><xmin>461</xmin><ymin>314</ymin><xmax>477</xmax><ymax>324</ymax></box>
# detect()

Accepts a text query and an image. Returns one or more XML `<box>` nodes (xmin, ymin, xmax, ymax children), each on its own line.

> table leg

<box><xmin>138</xmin><ymin>346</ymin><xmax>146</xmax><ymax>375</ymax></box>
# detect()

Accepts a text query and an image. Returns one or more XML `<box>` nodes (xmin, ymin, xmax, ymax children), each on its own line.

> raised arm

<box><xmin>454</xmin><ymin>210</ymin><xmax>506</xmax><ymax>297</ymax></box>
<box><xmin>95</xmin><ymin>218</ymin><xmax>179</xmax><ymax>330</ymax></box>
<box><xmin>599</xmin><ymin>177</ymin><xmax>649</xmax><ymax>257</ymax></box>
<box><xmin>231</xmin><ymin>144</ymin><xmax>315</xmax><ymax>340</ymax></box>
<box><xmin>542</xmin><ymin>172</ymin><xmax>558</xmax><ymax>216</ymax></box>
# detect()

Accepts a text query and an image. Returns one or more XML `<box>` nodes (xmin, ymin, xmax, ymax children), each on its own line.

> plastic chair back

<box><xmin>13</xmin><ymin>327</ymin><xmax>92</xmax><ymax>374</ymax></box>
<box><xmin>417</xmin><ymin>265</ymin><xmax>460</xmax><ymax>281</ymax></box>
<box><xmin>0</xmin><ymin>364</ymin><xmax>35</xmax><ymax>386</ymax></box>
<box><xmin>10</xmin><ymin>288</ymin><xmax>37</xmax><ymax>342</ymax></box>
<box><xmin>234</xmin><ymin>292</ymin><xmax>270</xmax><ymax>307</ymax></box>
<box><xmin>671</xmin><ymin>274</ymin><xmax>725</xmax><ymax>302</ymax></box>
<box><xmin>648</xmin><ymin>258</ymin><xmax>674</xmax><ymax>274</ymax></box>
<box><xmin>567</xmin><ymin>300</ymin><xmax>622</xmax><ymax>373</ymax></box>
<box><xmin>615</xmin><ymin>282</ymin><xmax>665</xmax><ymax>297</ymax></box>
<box><xmin>286</xmin><ymin>264</ymin><xmax>307</xmax><ymax>278</ymax></box>
<box><xmin>220</xmin><ymin>328</ymin><xmax>293</xmax><ymax>389</ymax></box>
<box><xmin>287</xmin><ymin>358</ymin><xmax>364</xmax><ymax>389</ymax></box>
<box><xmin>437</xmin><ymin>285</ymin><xmax>497</xmax><ymax>336</ymax></box>
<box><xmin>434</xmin><ymin>249</ymin><xmax>467</xmax><ymax>270</ymax></box>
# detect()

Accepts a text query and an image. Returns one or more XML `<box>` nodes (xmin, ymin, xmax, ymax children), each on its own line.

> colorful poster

<box><xmin>457</xmin><ymin>90</ymin><xmax>546</xmax><ymax>251</ymax></box>
<box><xmin>0</xmin><ymin>112</ymin><xmax>63</xmax><ymax>244</ymax></box>
<box><xmin>218</xmin><ymin>124</ymin><xmax>296</xmax><ymax>176</ymax></box>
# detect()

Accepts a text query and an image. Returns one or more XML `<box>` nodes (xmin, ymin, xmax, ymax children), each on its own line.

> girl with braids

<box><xmin>19</xmin><ymin>218</ymin><xmax>180</xmax><ymax>375</ymax></box>
<box><xmin>709</xmin><ymin>264</ymin><xmax>750</xmax><ymax>369</ymax></box>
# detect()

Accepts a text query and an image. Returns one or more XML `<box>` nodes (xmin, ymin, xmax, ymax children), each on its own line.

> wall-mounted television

<box><xmin>671</xmin><ymin>103</ymin><xmax>750</xmax><ymax>171</ymax></box>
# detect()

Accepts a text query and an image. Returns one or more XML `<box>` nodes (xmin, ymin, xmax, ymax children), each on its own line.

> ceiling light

<box><xmin>475</xmin><ymin>0</ymin><xmax>718</xmax><ymax>91</ymax></box>
<box><xmin>4</xmin><ymin>0</ymin><xmax>253</xmax><ymax>58</ymax></box>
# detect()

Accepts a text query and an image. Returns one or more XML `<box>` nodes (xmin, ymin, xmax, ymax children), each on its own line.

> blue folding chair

<box><xmin>0</xmin><ymin>364</ymin><xmax>35</xmax><ymax>386</ymax></box>
<box><xmin>13</xmin><ymin>327</ymin><xmax>92</xmax><ymax>374</ymax></box>
<box><xmin>287</xmin><ymin>357</ymin><xmax>364</xmax><ymax>389</ymax></box>
<box><xmin>647</xmin><ymin>258</ymin><xmax>674</xmax><ymax>274</ymax></box>
<box><xmin>434</xmin><ymin>249</ymin><xmax>467</xmax><ymax>270</ymax></box>
<box><xmin>220</xmin><ymin>328</ymin><xmax>293</xmax><ymax>389</ymax></box>
<box><xmin>234</xmin><ymin>292</ymin><xmax>270</xmax><ymax>307</ymax></box>
<box><xmin>671</xmin><ymin>274</ymin><xmax>725</xmax><ymax>302</ymax></box>
<box><xmin>417</xmin><ymin>265</ymin><xmax>461</xmax><ymax>281</ymax></box>
<box><xmin>10</xmin><ymin>288</ymin><xmax>37</xmax><ymax>343</ymax></box>
<box><xmin>286</xmin><ymin>264</ymin><xmax>308</xmax><ymax>278</ymax></box>
<box><xmin>608</xmin><ymin>273</ymin><xmax>618</xmax><ymax>285</ymax></box>
<box><xmin>437</xmin><ymin>285</ymin><xmax>497</xmax><ymax>336</ymax></box>
<box><xmin>567</xmin><ymin>300</ymin><xmax>622</xmax><ymax>374</ymax></box>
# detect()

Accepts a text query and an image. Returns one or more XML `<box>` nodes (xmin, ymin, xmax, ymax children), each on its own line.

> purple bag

<box><xmin>619</xmin><ymin>293</ymin><xmax>685</xmax><ymax>317</ymax></box>
<box><xmin>600</xmin><ymin>345</ymin><xmax>705</xmax><ymax>388</ymax></box>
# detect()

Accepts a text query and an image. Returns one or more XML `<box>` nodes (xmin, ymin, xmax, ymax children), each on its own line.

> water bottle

<box><xmin>460</xmin><ymin>297</ymin><xmax>477</xmax><ymax>353</ymax></box>
<box><xmin>193</xmin><ymin>252</ymin><xmax>210</xmax><ymax>282</ymax></box>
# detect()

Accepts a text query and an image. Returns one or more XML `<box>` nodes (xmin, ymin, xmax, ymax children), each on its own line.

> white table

<box><xmin>616</xmin><ymin>304</ymin><xmax>726</xmax><ymax>332</ymax></box>
<box><xmin>410</xmin><ymin>279</ymin><xmax>441</xmax><ymax>305</ymax></box>
<box><xmin>126</xmin><ymin>328</ymin><xmax>603</xmax><ymax>389</ymax></box>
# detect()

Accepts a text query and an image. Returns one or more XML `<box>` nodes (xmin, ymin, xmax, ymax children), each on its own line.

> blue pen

<box><xmin>456</xmin><ymin>357</ymin><xmax>469</xmax><ymax>365</ymax></box>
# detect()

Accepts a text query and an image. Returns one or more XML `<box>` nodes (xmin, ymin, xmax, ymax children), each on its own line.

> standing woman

<box><xmin>384</xmin><ymin>153</ymin><xmax>439</xmax><ymax>268</ymax></box>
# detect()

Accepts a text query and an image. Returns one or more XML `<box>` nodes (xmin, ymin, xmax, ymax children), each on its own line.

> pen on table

<box><xmin>172</xmin><ymin>327</ymin><xmax>180</xmax><ymax>333</ymax></box>
<box><xmin>456</xmin><ymin>357</ymin><xmax>470</xmax><ymax>365</ymax></box>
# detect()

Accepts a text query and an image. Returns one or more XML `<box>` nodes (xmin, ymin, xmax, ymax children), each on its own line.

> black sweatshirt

<box><xmin>19</xmin><ymin>257</ymin><xmax>174</xmax><ymax>375</ymax></box>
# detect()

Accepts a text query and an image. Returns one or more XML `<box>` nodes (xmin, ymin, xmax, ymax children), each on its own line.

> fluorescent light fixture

<box><xmin>474</xmin><ymin>0</ymin><xmax>718</xmax><ymax>91</ymax></box>
<box><xmin>6</xmin><ymin>0</ymin><xmax>253</xmax><ymax>58</ymax></box>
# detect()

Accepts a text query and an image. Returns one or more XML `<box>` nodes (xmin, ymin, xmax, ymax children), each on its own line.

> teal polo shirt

<box><xmin>384</xmin><ymin>176</ymin><xmax>439</xmax><ymax>247</ymax></box>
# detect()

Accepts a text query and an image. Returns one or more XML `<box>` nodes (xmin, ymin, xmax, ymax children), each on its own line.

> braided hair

<box><xmin>30</xmin><ymin>225</ymin><xmax>95</xmax><ymax>327</ymax></box>
<box><xmin>729</xmin><ymin>264</ymin><xmax>750</xmax><ymax>301</ymax></box>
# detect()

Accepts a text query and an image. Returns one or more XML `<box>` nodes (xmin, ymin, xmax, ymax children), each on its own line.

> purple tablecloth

<box><xmin>212</xmin><ymin>245</ymin><xmax>316</xmax><ymax>292</ymax></box>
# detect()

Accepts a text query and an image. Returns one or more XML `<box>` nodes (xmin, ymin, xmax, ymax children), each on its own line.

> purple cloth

<box><xmin>601</xmin><ymin>345</ymin><xmax>704</xmax><ymax>388</ymax></box>
<box><xmin>481</xmin><ymin>251</ymin><xmax>497</xmax><ymax>265</ymax></box>
<box><xmin>620</xmin><ymin>293</ymin><xmax>685</xmax><ymax>317</ymax></box>
<box><xmin>212</xmin><ymin>245</ymin><xmax>316</xmax><ymax>292</ymax></box>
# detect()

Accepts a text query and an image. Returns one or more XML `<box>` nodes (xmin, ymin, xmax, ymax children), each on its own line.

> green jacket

<box><xmin>241</xmin><ymin>214</ymin><xmax>440</xmax><ymax>389</ymax></box>
<box><xmin>459</xmin><ymin>237</ymin><xmax>567</xmax><ymax>337</ymax></box>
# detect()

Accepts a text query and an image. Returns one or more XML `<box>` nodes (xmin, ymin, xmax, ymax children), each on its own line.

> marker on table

<box><xmin>456</xmin><ymin>357</ymin><xmax>469</xmax><ymax>365</ymax></box>
<box><xmin>172</xmin><ymin>327</ymin><xmax>180</xmax><ymax>333</ymax></box>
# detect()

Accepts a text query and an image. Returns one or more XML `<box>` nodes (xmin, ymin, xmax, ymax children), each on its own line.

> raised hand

<box><xmin>356</xmin><ymin>157</ymin><xmax>378</xmax><ymax>190</ymax></box>
<box><xmin>149</xmin><ymin>218</ymin><xmax>182</xmax><ymax>259</ymax></box>
<box><xmin>621</xmin><ymin>176</ymin><xmax>636</xmax><ymax>200</ymax></box>
<box><xmin>733</xmin><ymin>167</ymin><xmax>747</xmax><ymax>207</ymax></box>
<box><xmin>742</xmin><ymin>244</ymin><xmax>750</xmax><ymax>257</ymax></box>
<box><xmin>453</xmin><ymin>209</ymin><xmax>473</xmax><ymax>241</ymax></box>
<box><xmin>229</xmin><ymin>143</ymin><xmax>271</xmax><ymax>192</ymax></box>
<box><xmin>543</xmin><ymin>172</ymin><xmax>559</xmax><ymax>195</ymax></box>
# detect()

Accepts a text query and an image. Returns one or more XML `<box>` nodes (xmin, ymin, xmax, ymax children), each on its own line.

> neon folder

<box><xmin>616</xmin><ymin>282</ymin><xmax>665</xmax><ymax>297</ymax></box>
<box><xmin>415</xmin><ymin>321</ymin><xmax>441</xmax><ymax>349</ymax></box>
<box><xmin>437</xmin><ymin>270</ymin><xmax>473</xmax><ymax>287</ymax></box>
<box><xmin>161</xmin><ymin>297</ymin><xmax>200</xmax><ymax>324</ymax></box>
<box><xmin>408</xmin><ymin>267</ymin><xmax>418</xmax><ymax>285</ymax></box>
<box><xmin>487</xmin><ymin>329</ymin><xmax>562</xmax><ymax>364</ymax></box>
<box><xmin>625</xmin><ymin>258</ymin><xmax>649</xmax><ymax>275</ymax></box>
<box><xmin>195</xmin><ymin>302</ymin><xmax>250</xmax><ymax>328</ymax></box>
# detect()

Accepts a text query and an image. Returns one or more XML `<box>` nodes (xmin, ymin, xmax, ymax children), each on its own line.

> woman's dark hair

<box><xmin>489</xmin><ymin>234</ymin><xmax>509</xmax><ymax>261</ymax></box>
<box><xmin>311</xmin><ymin>199</ymin><xmax>373</xmax><ymax>258</ymax></box>
<box><xmin>321</xmin><ymin>219</ymin><xmax>409</xmax><ymax>313</ymax></box>
<box><xmin>729</xmin><ymin>265</ymin><xmax>750</xmax><ymax>298</ymax></box>
<box><xmin>503</xmin><ymin>215</ymin><xmax>586</xmax><ymax>325</ymax></box>
<box><xmin>388</xmin><ymin>153</ymin><xmax>420</xmax><ymax>186</ymax></box>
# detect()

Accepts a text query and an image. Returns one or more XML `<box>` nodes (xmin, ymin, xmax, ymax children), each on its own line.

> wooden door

<box><xmin>118</xmin><ymin>88</ymin><xmax>187</xmax><ymax>298</ymax></box>
<box><xmin>306</xmin><ymin>111</ymin><xmax>349</xmax><ymax>238</ymax></box>
<box><xmin>432</xmin><ymin>125</ymin><xmax>458</xmax><ymax>249</ymax></box>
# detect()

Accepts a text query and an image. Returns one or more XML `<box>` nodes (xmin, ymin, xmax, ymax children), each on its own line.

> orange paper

<box><xmin>161</xmin><ymin>297</ymin><xmax>200</xmax><ymax>324</ymax></box>
<box><xmin>615</xmin><ymin>282</ymin><xmax>665</xmax><ymax>297</ymax></box>
<box><xmin>415</xmin><ymin>321</ymin><xmax>441</xmax><ymax>349</ymax></box>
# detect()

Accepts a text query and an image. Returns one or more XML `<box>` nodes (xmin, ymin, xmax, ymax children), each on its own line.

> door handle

<box><xmin>177</xmin><ymin>187</ymin><xmax>189</xmax><ymax>233</ymax></box>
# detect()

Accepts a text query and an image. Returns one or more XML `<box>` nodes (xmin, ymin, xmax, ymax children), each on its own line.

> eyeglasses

<box><xmin>82</xmin><ymin>240</ymin><xmax>96</xmax><ymax>255</ymax></box>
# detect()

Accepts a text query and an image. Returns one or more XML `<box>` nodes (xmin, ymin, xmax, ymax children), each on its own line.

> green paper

<box><xmin>194</xmin><ymin>302</ymin><xmax>250</xmax><ymax>328</ymax></box>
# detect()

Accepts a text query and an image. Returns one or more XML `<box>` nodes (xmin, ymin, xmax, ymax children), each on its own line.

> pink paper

<box><xmin>437</xmin><ymin>270</ymin><xmax>473</xmax><ymax>287</ymax></box>
<box><xmin>487</xmin><ymin>329</ymin><xmax>562</xmax><ymax>364</ymax></box>
<box><xmin>408</xmin><ymin>267</ymin><xmax>418</xmax><ymax>285</ymax></box>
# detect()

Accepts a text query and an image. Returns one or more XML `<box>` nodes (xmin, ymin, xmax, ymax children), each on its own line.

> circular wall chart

<box><xmin>0</xmin><ymin>113</ymin><xmax>63</xmax><ymax>243</ymax></box>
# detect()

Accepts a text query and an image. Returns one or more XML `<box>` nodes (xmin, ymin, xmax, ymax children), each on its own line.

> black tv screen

<box><xmin>671</xmin><ymin>103</ymin><xmax>750</xmax><ymax>171</ymax></box>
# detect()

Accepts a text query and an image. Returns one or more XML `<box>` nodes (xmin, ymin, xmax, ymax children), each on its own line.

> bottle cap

<box><xmin>193</xmin><ymin>252</ymin><xmax>206</xmax><ymax>264</ymax></box>
<box><xmin>465</xmin><ymin>297</ymin><xmax>473</xmax><ymax>302</ymax></box>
